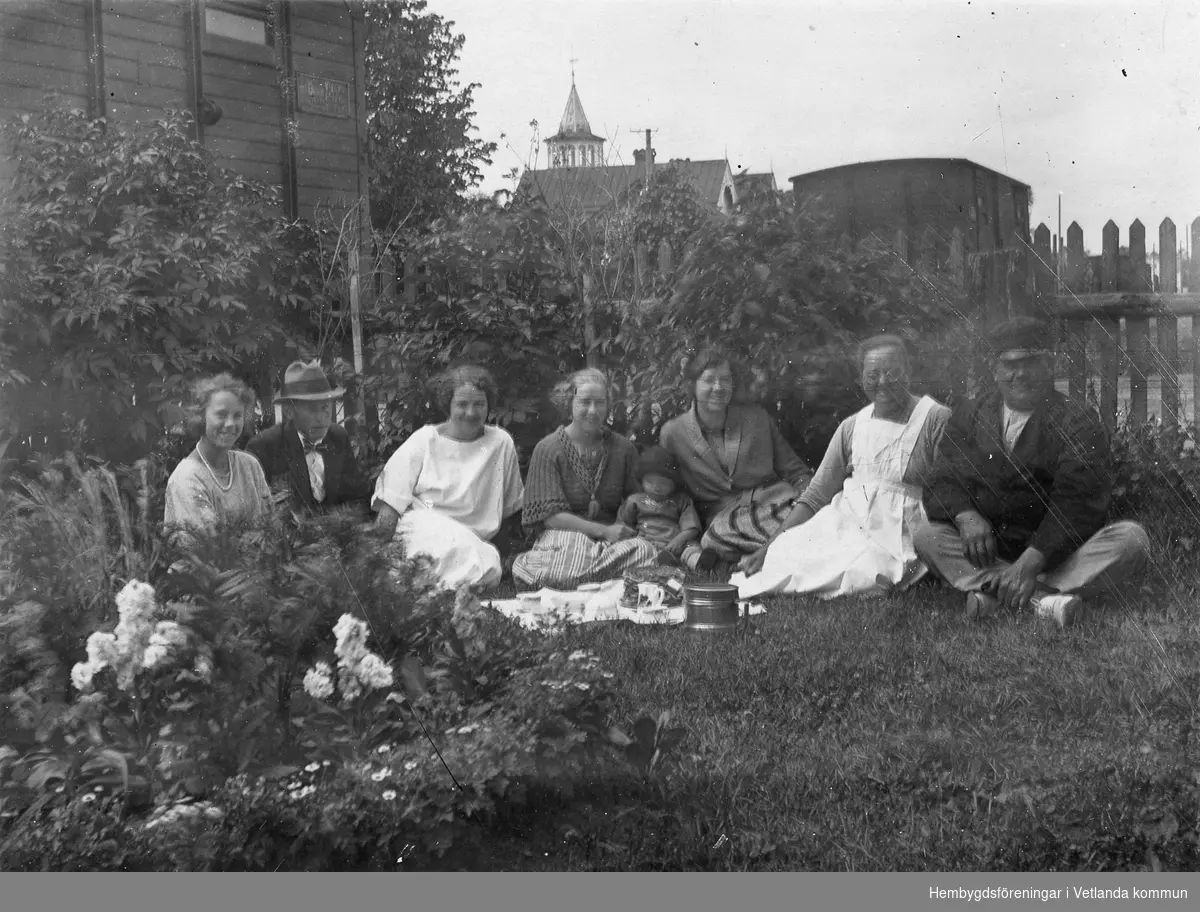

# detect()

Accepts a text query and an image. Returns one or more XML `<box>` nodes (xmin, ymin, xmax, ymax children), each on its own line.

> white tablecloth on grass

<box><xmin>485</xmin><ymin>579</ymin><xmax>766</xmax><ymax>632</ymax></box>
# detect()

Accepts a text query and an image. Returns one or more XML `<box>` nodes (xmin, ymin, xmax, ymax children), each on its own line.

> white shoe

<box><xmin>965</xmin><ymin>591</ymin><xmax>1000</xmax><ymax>620</ymax></box>
<box><xmin>1031</xmin><ymin>592</ymin><xmax>1084</xmax><ymax>628</ymax></box>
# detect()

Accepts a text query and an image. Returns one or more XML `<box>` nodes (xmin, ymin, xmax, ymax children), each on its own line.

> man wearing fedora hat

<box><xmin>246</xmin><ymin>360</ymin><xmax>371</xmax><ymax>514</ymax></box>
<box><xmin>914</xmin><ymin>316</ymin><xmax>1150</xmax><ymax>627</ymax></box>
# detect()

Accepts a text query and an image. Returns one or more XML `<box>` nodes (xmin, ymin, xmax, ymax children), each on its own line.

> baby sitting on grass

<box><xmin>618</xmin><ymin>447</ymin><xmax>719</xmax><ymax>572</ymax></box>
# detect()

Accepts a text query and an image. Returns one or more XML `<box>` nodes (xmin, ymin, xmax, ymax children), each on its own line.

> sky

<box><xmin>428</xmin><ymin>0</ymin><xmax>1200</xmax><ymax>256</ymax></box>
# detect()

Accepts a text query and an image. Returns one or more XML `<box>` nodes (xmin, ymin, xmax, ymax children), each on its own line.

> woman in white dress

<box><xmin>371</xmin><ymin>365</ymin><xmax>524</xmax><ymax>590</ymax></box>
<box><xmin>730</xmin><ymin>336</ymin><xmax>951</xmax><ymax>600</ymax></box>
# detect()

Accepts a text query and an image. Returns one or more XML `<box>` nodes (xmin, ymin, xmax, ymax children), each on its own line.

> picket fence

<box><xmin>1032</xmin><ymin>215</ymin><xmax>1200</xmax><ymax>431</ymax></box>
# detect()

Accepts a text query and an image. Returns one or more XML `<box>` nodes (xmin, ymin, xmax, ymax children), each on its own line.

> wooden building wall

<box><xmin>0</xmin><ymin>0</ymin><xmax>369</xmax><ymax>228</ymax></box>
<box><xmin>789</xmin><ymin>159</ymin><xmax>1034</xmax><ymax>324</ymax></box>
<box><xmin>788</xmin><ymin>159</ymin><xmax>1031</xmax><ymax>260</ymax></box>
<box><xmin>0</xmin><ymin>1</ymin><xmax>91</xmax><ymax>115</ymax></box>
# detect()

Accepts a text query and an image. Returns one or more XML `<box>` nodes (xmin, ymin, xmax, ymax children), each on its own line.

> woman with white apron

<box><xmin>730</xmin><ymin>336</ymin><xmax>951</xmax><ymax>600</ymax></box>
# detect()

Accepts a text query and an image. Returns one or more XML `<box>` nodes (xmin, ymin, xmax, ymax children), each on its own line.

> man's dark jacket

<box><xmin>922</xmin><ymin>389</ymin><xmax>1112</xmax><ymax>569</ymax></box>
<box><xmin>245</xmin><ymin>421</ymin><xmax>372</xmax><ymax>513</ymax></box>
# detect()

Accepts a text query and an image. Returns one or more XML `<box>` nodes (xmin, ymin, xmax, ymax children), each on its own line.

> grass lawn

<box><xmin>480</xmin><ymin>565</ymin><xmax>1200</xmax><ymax>871</ymax></box>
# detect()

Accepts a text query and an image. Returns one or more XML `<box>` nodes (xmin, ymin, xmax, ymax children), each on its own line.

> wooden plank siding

<box><xmin>0</xmin><ymin>0</ymin><xmax>371</xmax><ymax>309</ymax></box>
<box><xmin>0</xmin><ymin>0</ymin><xmax>91</xmax><ymax>114</ymax></box>
<box><xmin>99</xmin><ymin>2</ymin><xmax>188</xmax><ymax>126</ymax></box>
<box><xmin>289</xmin><ymin>7</ymin><xmax>362</xmax><ymax>223</ymax></box>
<box><xmin>291</xmin><ymin>0</ymin><xmax>352</xmax><ymax>32</ymax></box>
<box><xmin>200</xmin><ymin>37</ymin><xmax>284</xmax><ymax>186</ymax></box>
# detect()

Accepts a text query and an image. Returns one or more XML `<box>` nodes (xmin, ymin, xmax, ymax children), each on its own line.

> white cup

<box><xmin>637</xmin><ymin>582</ymin><xmax>666</xmax><ymax>611</ymax></box>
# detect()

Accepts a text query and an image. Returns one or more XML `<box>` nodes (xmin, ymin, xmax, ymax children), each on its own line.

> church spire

<box><xmin>557</xmin><ymin>81</ymin><xmax>594</xmax><ymax>138</ymax></box>
<box><xmin>545</xmin><ymin>68</ymin><xmax>605</xmax><ymax>169</ymax></box>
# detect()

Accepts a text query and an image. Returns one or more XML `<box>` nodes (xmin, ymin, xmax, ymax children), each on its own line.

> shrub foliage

<box><xmin>0</xmin><ymin>106</ymin><xmax>326</xmax><ymax>463</ymax></box>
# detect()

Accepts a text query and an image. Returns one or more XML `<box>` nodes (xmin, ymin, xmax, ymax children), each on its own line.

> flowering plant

<box><xmin>295</xmin><ymin>613</ymin><xmax>406</xmax><ymax>757</ymax></box>
<box><xmin>69</xmin><ymin>581</ymin><xmax>211</xmax><ymax>694</ymax></box>
<box><xmin>1</xmin><ymin>580</ymin><xmax>229</xmax><ymax>810</ymax></box>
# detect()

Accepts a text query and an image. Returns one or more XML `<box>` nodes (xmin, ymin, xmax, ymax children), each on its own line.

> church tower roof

<box><xmin>547</xmin><ymin>76</ymin><xmax>604</xmax><ymax>143</ymax></box>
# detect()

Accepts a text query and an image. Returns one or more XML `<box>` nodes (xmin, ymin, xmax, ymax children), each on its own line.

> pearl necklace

<box><xmin>196</xmin><ymin>445</ymin><xmax>234</xmax><ymax>492</ymax></box>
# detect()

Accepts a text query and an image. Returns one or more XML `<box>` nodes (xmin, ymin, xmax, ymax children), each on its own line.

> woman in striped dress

<box><xmin>512</xmin><ymin>368</ymin><xmax>658</xmax><ymax>590</ymax></box>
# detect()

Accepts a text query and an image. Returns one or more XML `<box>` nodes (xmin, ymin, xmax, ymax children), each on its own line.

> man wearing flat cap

<box><xmin>914</xmin><ymin>316</ymin><xmax>1149</xmax><ymax>627</ymax></box>
<box><xmin>246</xmin><ymin>360</ymin><xmax>372</xmax><ymax>515</ymax></box>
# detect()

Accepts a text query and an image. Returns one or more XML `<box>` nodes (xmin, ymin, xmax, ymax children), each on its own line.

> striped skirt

<box><xmin>512</xmin><ymin>530</ymin><xmax>659</xmax><ymax>591</ymax></box>
<box><xmin>700</xmin><ymin>498</ymin><xmax>794</xmax><ymax>560</ymax></box>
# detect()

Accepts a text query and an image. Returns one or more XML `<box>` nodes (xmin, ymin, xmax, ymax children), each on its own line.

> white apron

<box><xmin>732</xmin><ymin>396</ymin><xmax>935</xmax><ymax>600</ymax></box>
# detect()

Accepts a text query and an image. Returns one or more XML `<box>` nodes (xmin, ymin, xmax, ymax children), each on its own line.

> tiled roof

<box><xmin>517</xmin><ymin>158</ymin><xmax>732</xmax><ymax>214</ymax></box>
<box><xmin>670</xmin><ymin>159</ymin><xmax>730</xmax><ymax>208</ymax></box>
<box><xmin>517</xmin><ymin>166</ymin><xmax>637</xmax><ymax>212</ymax></box>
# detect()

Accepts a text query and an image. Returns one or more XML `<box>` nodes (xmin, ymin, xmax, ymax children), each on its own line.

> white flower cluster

<box><xmin>301</xmin><ymin>614</ymin><xmax>394</xmax><ymax>705</ymax></box>
<box><xmin>143</xmin><ymin>621</ymin><xmax>188</xmax><ymax>670</ymax></box>
<box><xmin>302</xmin><ymin>661</ymin><xmax>335</xmax><ymax>700</ymax></box>
<box><xmin>286</xmin><ymin>781</ymin><xmax>317</xmax><ymax>801</ymax></box>
<box><xmin>70</xmin><ymin>580</ymin><xmax>200</xmax><ymax>693</ymax></box>
<box><xmin>143</xmin><ymin>800</ymin><xmax>224</xmax><ymax>831</ymax></box>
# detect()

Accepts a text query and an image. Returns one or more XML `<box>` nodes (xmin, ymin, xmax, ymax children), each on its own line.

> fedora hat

<box><xmin>278</xmin><ymin>360</ymin><xmax>345</xmax><ymax>401</ymax></box>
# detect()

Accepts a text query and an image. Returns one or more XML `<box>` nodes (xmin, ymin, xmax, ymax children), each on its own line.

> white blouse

<box><xmin>371</xmin><ymin>424</ymin><xmax>524</xmax><ymax>541</ymax></box>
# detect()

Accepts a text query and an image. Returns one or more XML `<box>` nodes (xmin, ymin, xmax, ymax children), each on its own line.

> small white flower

<box><xmin>116</xmin><ymin>580</ymin><xmax>157</xmax><ymax>624</ymax></box>
<box><xmin>575</xmin><ymin>683</ymin><xmax>590</xmax><ymax>691</ymax></box>
<box><xmin>355</xmin><ymin>652</ymin><xmax>394</xmax><ymax>691</ymax></box>
<box><xmin>371</xmin><ymin>769</ymin><xmax>388</xmax><ymax>782</ymax></box>
<box><xmin>602</xmin><ymin>672</ymin><xmax>614</xmax><ymax>679</ymax></box>
<box><xmin>333</xmin><ymin>614</ymin><xmax>369</xmax><ymax>658</ymax></box>
<box><xmin>376</xmin><ymin>744</ymin><xmax>391</xmax><ymax>755</ymax></box>
<box><xmin>305</xmin><ymin>762</ymin><xmax>321</xmax><ymax>773</ymax></box>
<box><xmin>381</xmin><ymin>789</ymin><xmax>397</xmax><ymax>801</ymax></box>
<box><xmin>85</xmin><ymin>632</ymin><xmax>120</xmax><ymax>669</ymax></box>
<box><xmin>141</xmin><ymin>641</ymin><xmax>169</xmax><ymax>670</ymax></box>
<box><xmin>303</xmin><ymin>664</ymin><xmax>335</xmax><ymax>701</ymax></box>
<box><xmin>70</xmin><ymin>661</ymin><xmax>97</xmax><ymax>693</ymax></box>
<box><xmin>404</xmin><ymin>761</ymin><xmax>419</xmax><ymax>772</ymax></box>
<box><xmin>80</xmin><ymin>793</ymin><xmax>96</xmax><ymax>804</ymax></box>
<box><xmin>321</xmin><ymin>760</ymin><xmax>331</xmax><ymax>767</ymax></box>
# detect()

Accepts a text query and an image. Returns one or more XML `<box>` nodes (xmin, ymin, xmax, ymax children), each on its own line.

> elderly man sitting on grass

<box><xmin>913</xmin><ymin>316</ymin><xmax>1150</xmax><ymax>627</ymax></box>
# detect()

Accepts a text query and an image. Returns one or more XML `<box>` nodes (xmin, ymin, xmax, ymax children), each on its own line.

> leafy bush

<box><xmin>366</xmin><ymin>181</ymin><xmax>978</xmax><ymax>467</ymax></box>
<box><xmin>363</xmin><ymin>200</ymin><xmax>580</xmax><ymax>463</ymax></box>
<box><xmin>1105</xmin><ymin>417</ymin><xmax>1200</xmax><ymax>595</ymax></box>
<box><xmin>0</xmin><ymin>456</ymin><xmax>659</xmax><ymax>869</ymax></box>
<box><xmin>614</xmin><ymin>193</ymin><xmax>977</xmax><ymax>460</ymax></box>
<box><xmin>0</xmin><ymin>104</ymin><xmax>327</xmax><ymax>464</ymax></box>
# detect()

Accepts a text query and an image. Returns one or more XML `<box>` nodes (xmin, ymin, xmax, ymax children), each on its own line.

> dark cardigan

<box><xmin>922</xmin><ymin>389</ymin><xmax>1113</xmax><ymax>568</ymax></box>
